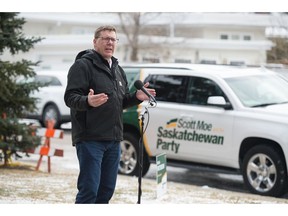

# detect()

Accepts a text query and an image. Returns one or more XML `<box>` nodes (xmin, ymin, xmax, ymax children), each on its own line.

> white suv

<box><xmin>120</xmin><ymin>63</ymin><xmax>288</xmax><ymax>197</ymax></box>
<box><xmin>25</xmin><ymin>70</ymin><xmax>70</xmax><ymax>128</ymax></box>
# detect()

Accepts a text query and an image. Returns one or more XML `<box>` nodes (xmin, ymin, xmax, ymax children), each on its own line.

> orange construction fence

<box><xmin>26</xmin><ymin>119</ymin><xmax>64</xmax><ymax>173</ymax></box>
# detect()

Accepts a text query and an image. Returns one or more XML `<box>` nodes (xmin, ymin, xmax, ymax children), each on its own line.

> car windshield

<box><xmin>34</xmin><ymin>75</ymin><xmax>62</xmax><ymax>86</ymax></box>
<box><xmin>225</xmin><ymin>74</ymin><xmax>288</xmax><ymax>107</ymax></box>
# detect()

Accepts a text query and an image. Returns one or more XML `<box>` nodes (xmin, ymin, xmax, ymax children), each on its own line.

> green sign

<box><xmin>156</xmin><ymin>153</ymin><xmax>167</xmax><ymax>198</ymax></box>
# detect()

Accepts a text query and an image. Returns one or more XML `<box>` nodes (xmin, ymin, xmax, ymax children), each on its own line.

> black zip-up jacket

<box><xmin>64</xmin><ymin>49</ymin><xmax>141</xmax><ymax>145</ymax></box>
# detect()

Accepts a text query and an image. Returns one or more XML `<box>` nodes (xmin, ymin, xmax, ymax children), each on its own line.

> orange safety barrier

<box><xmin>27</xmin><ymin>119</ymin><xmax>64</xmax><ymax>173</ymax></box>
<box><xmin>27</xmin><ymin>146</ymin><xmax>64</xmax><ymax>157</ymax></box>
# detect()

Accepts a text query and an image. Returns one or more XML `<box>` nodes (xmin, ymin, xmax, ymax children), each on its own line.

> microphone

<box><xmin>134</xmin><ymin>80</ymin><xmax>156</xmax><ymax>103</ymax></box>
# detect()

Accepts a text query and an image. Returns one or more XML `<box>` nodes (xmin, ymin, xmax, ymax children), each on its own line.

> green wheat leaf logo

<box><xmin>166</xmin><ymin>118</ymin><xmax>178</xmax><ymax>128</ymax></box>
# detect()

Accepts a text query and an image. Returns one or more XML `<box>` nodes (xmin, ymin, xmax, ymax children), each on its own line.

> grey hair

<box><xmin>94</xmin><ymin>25</ymin><xmax>117</xmax><ymax>38</ymax></box>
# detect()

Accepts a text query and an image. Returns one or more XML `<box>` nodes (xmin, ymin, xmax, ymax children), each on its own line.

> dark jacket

<box><xmin>64</xmin><ymin>49</ymin><xmax>141</xmax><ymax>145</ymax></box>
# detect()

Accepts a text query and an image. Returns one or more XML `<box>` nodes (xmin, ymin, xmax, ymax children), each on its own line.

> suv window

<box><xmin>145</xmin><ymin>74</ymin><xmax>188</xmax><ymax>103</ymax></box>
<box><xmin>145</xmin><ymin>74</ymin><xmax>227</xmax><ymax>105</ymax></box>
<box><xmin>188</xmin><ymin>77</ymin><xmax>227</xmax><ymax>105</ymax></box>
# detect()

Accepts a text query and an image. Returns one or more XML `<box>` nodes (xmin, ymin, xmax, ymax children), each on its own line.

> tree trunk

<box><xmin>3</xmin><ymin>147</ymin><xmax>10</xmax><ymax>166</ymax></box>
<box><xmin>130</xmin><ymin>47</ymin><xmax>138</xmax><ymax>62</ymax></box>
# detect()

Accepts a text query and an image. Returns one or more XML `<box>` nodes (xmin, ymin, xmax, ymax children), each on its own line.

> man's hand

<box><xmin>87</xmin><ymin>89</ymin><xmax>108</xmax><ymax>107</ymax></box>
<box><xmin>136</xmin><ymin>82</ymin><xmax>156</xmax><ymax>101</ymax></box>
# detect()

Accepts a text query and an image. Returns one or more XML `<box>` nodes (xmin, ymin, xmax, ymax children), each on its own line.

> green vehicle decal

<box><xmin>156</xmin><ymin>118</ymin><xmax>224</xmax><ymax>154</ymax></box>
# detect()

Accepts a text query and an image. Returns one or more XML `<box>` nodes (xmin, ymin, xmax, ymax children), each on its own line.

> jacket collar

<box><xmin>82</xmin><ymin>49</ymin><xmax>118</xmax><ymax>70</ymax></box>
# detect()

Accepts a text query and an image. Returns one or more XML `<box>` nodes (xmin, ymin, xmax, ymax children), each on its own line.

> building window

<box><xmin>231</xmin><ymin>35</ymin><xmax>240</xmax><ymax>40</ymax></box>
<box><xmin>142</xmin><ymin>57</ymin><xmax>160</xmax><ymax>63</ymax></box>
<box><xmin>200</xmin><ymin>60</ymin><xmax>216</xmax><ymax>64</ymax></box>
<box><xmin>175</xmin><ymin>59</ymin><xmax>191</xmax><ymax>63</ymax></box>
<box><xmin>220</xmin><ymin>34</ymin><xmax>228</xmax><ymax>40</ymax></box>
<box><xmin>243</xmin><ymin>35</ymin><xmax>251</xmax><ymax>41</ymax></box>
<box><xmin>220</xmin><ymin>33</ymin><xmax>252</xmax><ymax>41</ymax></box>
<box><xmin>230</xmin><ymin>61</ymin><xmax>245</xmax><ymax>66</ymax></box>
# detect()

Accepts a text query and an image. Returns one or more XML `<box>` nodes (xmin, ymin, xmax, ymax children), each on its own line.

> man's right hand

<box><xmin>87</xmin><ymin>89</ymin><xmax>108</xmax><ymax>107</ymax></box>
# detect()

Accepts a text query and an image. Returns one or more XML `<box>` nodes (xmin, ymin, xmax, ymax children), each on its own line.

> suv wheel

<box><xmin>242</xmin><ymin>145</ymin><xmax>288</xmax><ymax>197</ymax></box>
<box><xmin>41</xmin><ymin>104</ymin><xmax>61</xmax><ymax>129</ymax></box>
<box><xmin>119</xmin><ymin>132</ymin><xmax>150</xmax><ymax>177</ymax></box>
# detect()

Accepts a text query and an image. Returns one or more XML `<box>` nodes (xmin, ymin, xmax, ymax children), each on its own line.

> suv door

<box><xmin>142</xmin><ymin>74</ymin><xmax>188</xmax><ymax>159</ymax></box>
<box><xmin>144</xmin><ymin>74</ymin><xmax>236</xmax><ymax>167</ymax></box>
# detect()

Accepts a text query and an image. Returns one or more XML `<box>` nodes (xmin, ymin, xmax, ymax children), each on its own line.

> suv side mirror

<box><xmin>207</xmin><ymin>96</ymin><xmax>232</xmax><ymax>110</ymax></box>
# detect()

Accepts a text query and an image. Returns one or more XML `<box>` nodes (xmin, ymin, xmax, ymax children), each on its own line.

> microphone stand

<box><xmin>137</xmin><ymin>106</ymin><xmax>148</xmax><ymax>204</ymax></box>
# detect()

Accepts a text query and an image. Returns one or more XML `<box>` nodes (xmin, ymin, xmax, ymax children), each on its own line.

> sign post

<box><xmin>156</xmin><ymin>153</ymin><xmax>167</xmax><ymax>198</ymax></box>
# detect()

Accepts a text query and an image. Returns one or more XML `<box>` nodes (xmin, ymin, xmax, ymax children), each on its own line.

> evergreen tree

<box><xmin>0</xmin><ymin>12</ymin><xmax>43</xmax><ymax>166</ymax></box>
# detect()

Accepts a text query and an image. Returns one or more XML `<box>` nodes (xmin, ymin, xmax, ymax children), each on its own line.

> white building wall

<box><xmin>2</xmin><ymin>12</ymin><xmax>279</xmax><ymax>70</ymax></box>
<box><xmin>198</xmin><ymin>50</ymin><xmax>259</xmax><ymax>65</ymax></box>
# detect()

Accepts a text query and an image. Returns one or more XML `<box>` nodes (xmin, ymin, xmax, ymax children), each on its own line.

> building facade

<box><xmin>2</xmin><ymin>12</ymin><xmax>282</xmax><ymax>70</ymax></box>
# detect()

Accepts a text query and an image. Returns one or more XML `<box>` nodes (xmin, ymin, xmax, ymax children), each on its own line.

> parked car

<box><xmin>120</xmin><ymin>63</ymin><xmax>288</xmax><ymax>198</ymax></box>
<box><xmin>24</xmin><ymin>70</ymin><xmax>70</xmax><ymax>129</ymax></box>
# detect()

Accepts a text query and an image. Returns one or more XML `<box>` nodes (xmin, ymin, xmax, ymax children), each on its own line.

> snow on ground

<box><xmin>1</xmin><ymin>130</ymin><xmax>288</xmax><ymax>215</ymax></box>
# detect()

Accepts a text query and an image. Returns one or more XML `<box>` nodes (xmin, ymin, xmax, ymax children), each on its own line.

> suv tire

<box><xmin>242</xmin><ymin>145</ymin><xmax>288</xmax><ymax>197</ymax></box>
<box><xmin>119</xmin><ymin>132</ymin><xmax>150</xmax><ymax>177</ymax></box>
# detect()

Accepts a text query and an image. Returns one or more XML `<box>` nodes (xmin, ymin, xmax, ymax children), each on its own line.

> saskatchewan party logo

<box><xmin>158</xmin><ymin>117</ymin><xmax>224</xmax><ymax>149</ymax></box>
<box><xmin>166</xmin><ymin>118</ymin><xmax>178</xmax><ymax>128</ymax></box>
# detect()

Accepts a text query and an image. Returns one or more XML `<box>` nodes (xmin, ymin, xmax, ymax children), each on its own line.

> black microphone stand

<box><xmin>137</xmin><ymin>107</ymin><xmax>148</xmax><ymax>204</ymax></box>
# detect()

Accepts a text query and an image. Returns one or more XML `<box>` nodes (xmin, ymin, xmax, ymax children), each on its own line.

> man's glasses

<box><xmin>97</xmin><ymin>37</ymin><xmax>119</xmax><ymax>43</ymax></box>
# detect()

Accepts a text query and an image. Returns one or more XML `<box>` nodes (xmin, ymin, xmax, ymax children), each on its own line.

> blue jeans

<box><xmin>75</xmin><ymin>140</ymin><xmax>120</xmax><ymax>204</ymax></box>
